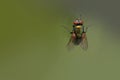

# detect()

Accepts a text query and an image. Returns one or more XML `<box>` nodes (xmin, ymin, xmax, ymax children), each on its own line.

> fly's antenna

<box><xmin>79</xmin><ymin>14</ymin><xmax>82</xmax><ymax>20</ymax></box>
<box><xmin>80</xmin><ymin>14</ymin><xmax>82</xmax><ymax>18</ymax></box>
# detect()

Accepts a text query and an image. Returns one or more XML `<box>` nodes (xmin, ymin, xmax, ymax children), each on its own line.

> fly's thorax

<box><xmin>74</xmin><ymin>25</ymin><xmax>83</xmax><ymax>34</ymax></box>
<box><xmin>75</xmin><ymin>25</ymin><xmax>82</xmax><ymax>29</ymax></box>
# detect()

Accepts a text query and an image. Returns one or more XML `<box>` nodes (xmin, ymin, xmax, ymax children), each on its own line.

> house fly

<box><xmin>63</xmin><ymin>17</ymin><xmax>89</xmax><ymax>50</ymax></box>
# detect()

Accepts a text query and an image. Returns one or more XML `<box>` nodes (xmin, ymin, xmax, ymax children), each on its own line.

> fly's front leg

<box><xmin>85</xmin><ymin>27</ymin><xmax>88</xmax><ymax>33</ymax></box>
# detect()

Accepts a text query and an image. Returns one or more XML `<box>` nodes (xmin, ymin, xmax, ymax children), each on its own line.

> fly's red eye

<box><xmin>73</xmin><ymin>19</ymin><xmax>84</xmax><ymax>25</ymax></box>
<box><xmin>80</xmin><ymin>20</ymin><xmax>83</xmax><ymax>24</ymax></box>
<box><xmin>73</xmin><ymin>22</ymin><xmax>78</xmax><ymax>24</ymax></box>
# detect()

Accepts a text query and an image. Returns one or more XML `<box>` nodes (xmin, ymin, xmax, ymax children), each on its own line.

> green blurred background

<box><xmin>1</xmin><ymin>0</ymin><xmax>120</xmax><ymax>80</ymax></box>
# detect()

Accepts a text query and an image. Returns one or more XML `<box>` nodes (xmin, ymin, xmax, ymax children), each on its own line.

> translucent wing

<box><xmin>60</xmin><ymin>24</ymin><xmax>75</xmax><ymax>50</ymax></box>
<box><xmin>66</xmin><ymin>33</ymin><xmax>76</xmax><ymax>50</ymax></box>
<box><xmin>67</xmin><ymin>37</ymin><xmax>74</xmax><ymax>50</ymax></box>
<box><xmin>80</xmin><ymin>32</ymin><xmax>88</xmax><ymax>50</ymax></box>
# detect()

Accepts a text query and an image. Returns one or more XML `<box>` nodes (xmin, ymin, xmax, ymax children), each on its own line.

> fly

<box><xmin>63</xmin><ymin>16</ymin><xmax>89</xmax><ymax>50</ymax></box>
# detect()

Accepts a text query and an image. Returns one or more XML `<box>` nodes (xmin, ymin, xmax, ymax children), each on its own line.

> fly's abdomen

<box><xmin>74</xmin><ymin>38</ymin><xmax>82</xmax><ymax>45</ymax></box>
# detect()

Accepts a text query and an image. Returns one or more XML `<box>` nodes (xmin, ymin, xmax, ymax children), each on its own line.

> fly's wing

<box><xmin>80</xmin><ymin>33</ymin><xmax>88</xmax><ymax>50</ymax></box>
<box><xmin>67</xmin><ymin>36</ymin><xmax>74</xmax><ymax>50</ymax></box>
<box><xmin>60</xmin><ymin>24</ymin><xmax>75</xmax><ymax>50</ymax></box>
<box><xmin>67</xmin><ymin>32</ymin><xmax>77</xmax><ymax>50</ymax></box>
